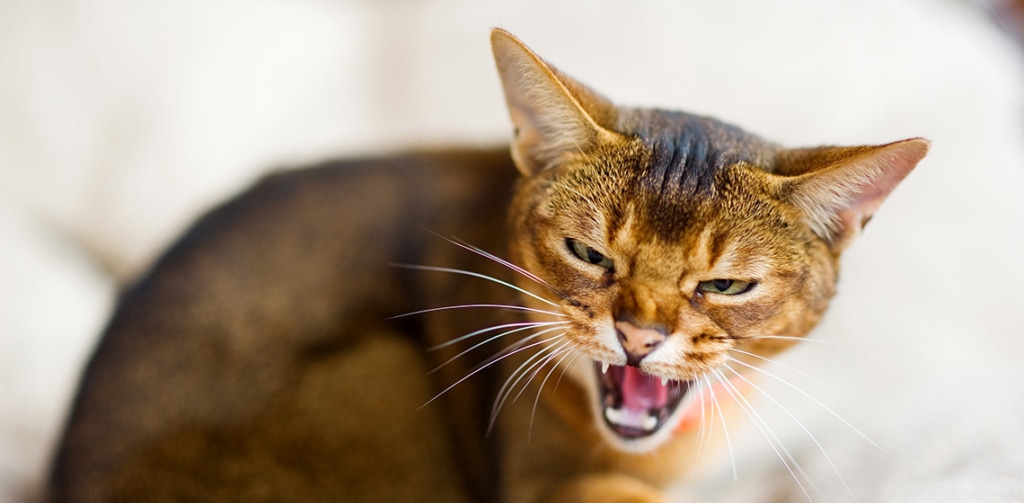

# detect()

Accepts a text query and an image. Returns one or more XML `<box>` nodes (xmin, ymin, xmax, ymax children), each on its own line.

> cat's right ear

<box><xmin>775</xmin><ymin>138</ymin><xmax>930</xmax><ymax>251</ymax></box>
<box><xmin>491</xmin><ymin>28</ymin><xmax>621</xmax><ymax>176</ymax></box>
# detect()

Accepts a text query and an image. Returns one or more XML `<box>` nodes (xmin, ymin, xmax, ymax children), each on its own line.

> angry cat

<box><xmin>49</xmin><ymin>28</ymin><xmax>928</xmax><ymax>502</ymax></box>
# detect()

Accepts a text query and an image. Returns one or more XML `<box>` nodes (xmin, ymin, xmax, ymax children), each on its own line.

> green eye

<box><xmin>697</xmin><ymin>279</ymin><xmax>754</xmax><ymax>295</ymax></box>
<box><xmin>566</xmin><ymin>238</ymin><xmax>614</xmax><ymax>270</ymax></box>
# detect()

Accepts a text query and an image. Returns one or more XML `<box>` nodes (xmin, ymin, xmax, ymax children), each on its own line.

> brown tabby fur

<box><xmin>49</xmin><ymin>29</ymin><xmax>928</xmax><ymax>502</ymax></box>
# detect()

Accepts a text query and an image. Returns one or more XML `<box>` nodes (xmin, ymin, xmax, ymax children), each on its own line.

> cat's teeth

<box><xmin>642</xmin><ymin>414</ymin><xmax>658</xmax><ymax>432</ymax></box>
<box><xmin>661</xmin><ymin>376</ymin><xmax>669</xmax><ymax>386</ymax></box>
<box><xmin>604</xmin><ymin>406</ymin><xmax>659</xmax><ymax>432</ymax></box>
<box><xmin>604</xmin><ymin>406</ymin><xmax>623</xmax><ymax>426</ymax></box>
<box><xmin>601</xmin><ymin>362</ymin><xmax>609</xmax><ymax>374</ymax></box>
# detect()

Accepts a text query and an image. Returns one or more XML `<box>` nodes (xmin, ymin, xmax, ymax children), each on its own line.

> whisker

<box><xmin>419</xmin><ymin>335</ymin><xmax>561</xmax><ymax>410</ymax></box>
<box><xmin>390</xmin><ymin>263</ymin><xmax>560</xmax><ymax>308</ymax></box>
<box><xmin>704</xmin><ymin>374</ymin><xmax>738</xmax><ymax>482</ymax></box>
<box><xmin>429</xmin><ymin>232</ymin><xmax>552</xmax><ymax>290</ymax></box>
<box><xmin>728</xmin><ymin>349</ymin><xmax>837</xmax><ymax>390</ymax></box>
<box><xmin>456</xmin><ymin>325</ymin><xmax>566</xmax><ymax>382</ymax></box>
<box><xmin>510</xmin><ymin>341</ymin><xmax>570</xmax><ymax>404</ymax></box>
<box><xmin>691</xmin><ymin>378</ymin><xmax>713</xmax><ymax>465</ymax></box>
<box><xmin>552</xmin><ymin>350</ymin><xmax>586</xmax><ymax>392</ymax></box>
<box><xmin>488</xmin><ymin>336</ymin><xmax>568</xmax><ymax>433</ymax></box>
<box><xmin>713</xmin><ymin>369</ymin><xmax>816</xmax><ymax>502</ymax></box>
<box><xmin>491</xmin><ymin>340</ymin><xmax>562</xmax><ymax>419</ymax></box>
<box><xmin>489</xmin><ymin>339</ymin><xmax>565</xmax><ymax>418</ymax></box>
<box><xmin>739</xmin><ymin>335</ymin><xmax>850</xmax><ymax>346</ymax></box>
<box><xmin>722</xmin><ymin>363</ymin><xmax>855</xmax><ymax>499</ymax></box>
<box><xmin>389</xmin><ymin>303</ymin><xmax>564</xmax><ymax>320</ymax></box>
<box><xmin>726</xmin><ymin>357</ymin><xmax>883</xmax><ymax>452</ymax></box>
<box><xmin>528</xmin><ymin>345</ymin><xmax>578</xmax><ymax>440</ymax></box>
<box><xmin>430</xmin><ymin>324</ymin><xmax>568</xmax><ymax>373</ymax></box>
<box><xmin>422</xmin><ymin>232</ymin><xmax>583</xmax><ymax>308</ymax></box>
<box><xmin>430</xmin><ymin>320</ymin><xmax>567</xmax><ymax>351</ymax></box>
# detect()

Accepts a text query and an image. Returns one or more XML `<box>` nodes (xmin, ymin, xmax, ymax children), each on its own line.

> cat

<box><xmin>48</xmin><ymin>28</ymin><xmax>928</xmax><ymax>503</ymax></box>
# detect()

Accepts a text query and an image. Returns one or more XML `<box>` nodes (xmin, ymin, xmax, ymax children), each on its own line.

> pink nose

<box><xmin>615</xmin><ymin>321</ymin><xmax>666</xmax><ymax>363</ymax></box>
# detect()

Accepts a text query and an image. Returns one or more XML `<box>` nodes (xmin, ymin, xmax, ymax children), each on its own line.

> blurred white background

<box><xmin>2</xmin><ymin>0</ymin><xmax>1023</xmax><ymax>501</ymax></box>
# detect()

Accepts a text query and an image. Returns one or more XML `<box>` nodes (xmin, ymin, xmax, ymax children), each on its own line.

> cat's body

<box><xmin>50</xmin><ymin>30</ymin><xmax>927</xmax><ymax>502</ymax></box>
<box><xmin>50</xmin><ymin>149</ymin><xmax>520</xmax><ymax>501</ymax></box>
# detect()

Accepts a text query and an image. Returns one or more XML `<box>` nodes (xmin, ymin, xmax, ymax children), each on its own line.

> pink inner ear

<box><xmin>838</xmin><ymin>166</ymin><xmax>898</xmax><ymax>232</ymax></box>
<box><xmin>852</xmin><ymin>140</ymin><xmax>928</xmax><ymax>218</ymax></box>
<box><xmin>823</xmin><ymin>138</ymin><xmax>929</xmax><ymax>245</ymax></box>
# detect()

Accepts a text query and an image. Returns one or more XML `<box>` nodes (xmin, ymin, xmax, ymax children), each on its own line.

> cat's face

<box><xmin>492</xmin><ymin>29</ymin><xmax>928</xmax><ymax>453</ymax></box>
<box><xmin>508</xmin><ymin>133</ymin><xmax>837</xmax><ymax>451</ymax></box>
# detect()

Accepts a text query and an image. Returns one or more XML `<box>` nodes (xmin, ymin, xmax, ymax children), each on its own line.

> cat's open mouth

<box><xmin>597</xmin><ymin>363</ymin><xmax>690</xmax><ymax>439</ymax></box>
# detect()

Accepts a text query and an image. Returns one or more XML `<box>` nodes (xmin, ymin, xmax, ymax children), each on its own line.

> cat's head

<box><xmin>491</xmin><ymin>29</ymin><xmax>928</xmax><ymax>453</ymax></box>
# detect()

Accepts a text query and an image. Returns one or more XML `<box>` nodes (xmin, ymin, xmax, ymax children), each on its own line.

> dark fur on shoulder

<box><xmin>51</xmin><ymin>150</ymin><xmax>518</xmax><ymax>502</ymax></box>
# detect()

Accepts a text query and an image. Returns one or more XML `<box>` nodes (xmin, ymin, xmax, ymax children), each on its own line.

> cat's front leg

<box><xmin>497</xmin><ymin>373</ymin><xmax>691</xmax><ymax>503</ymax></box>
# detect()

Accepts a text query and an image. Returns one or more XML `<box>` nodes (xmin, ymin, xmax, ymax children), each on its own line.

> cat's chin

<box><xmin>595</xmin><ymin>362</ymin><xmax>693</xmax><ymax>451</ymax></box>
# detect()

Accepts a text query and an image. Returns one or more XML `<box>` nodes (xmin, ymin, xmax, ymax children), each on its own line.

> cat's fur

<box><xmin>49</xmin><ymin>29</ymin><xmax>927</xmax><ymax>502</ymax></box>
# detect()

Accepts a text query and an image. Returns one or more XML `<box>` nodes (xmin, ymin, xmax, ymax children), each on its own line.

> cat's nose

<box><xmin>615</xmin><ymin>320</ymin><xmax>666</xmax><ymax>366</ymax></box>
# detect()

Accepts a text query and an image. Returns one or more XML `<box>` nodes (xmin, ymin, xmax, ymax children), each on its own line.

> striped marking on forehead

<box><xmin>619</xmin><ymin>109</ymin><xmax>778</xmax><ymax>201</ymax></box>
<box><xmin>697</xmin><ymin>225</ymin><xmax>775</xmax><ymax>279</ymax></box>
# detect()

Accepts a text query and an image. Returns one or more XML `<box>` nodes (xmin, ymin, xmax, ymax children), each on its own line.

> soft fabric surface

<box><xmin>2</xmin><ymin>1</ymin><xmax>1023</xmax><ymax>501</ymax></box>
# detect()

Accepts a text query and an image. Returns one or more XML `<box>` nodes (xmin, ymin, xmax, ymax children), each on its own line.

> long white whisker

<box><xmin>691</xmin><ymin>378</ymin><xmax>713</xmax><ymax>464</ymax></box>
<box><xmin>703</xmin><ymin>374</ymin><xmax>738</xmax><ymax>482</ymax></box>
<box><xmin>492</xmin><ymin>339</ymin><xmax>566</xmax><ymax>413</ymax></box>
<box><xmin>742</xmin><ymin>335</ymin><xmax>848</xmax><ymax>346</ymax></box>
<box><xmin>511</xmin><ymin>341</ymin><xmax>571</xmax><ymax>405</ymax></box>
<box><xmin>728</xmin><ymin>349</ymin><xmax>837</xmax><ymax>390</ymax></box>
<box><xmin>528</xmin><ymin>345</ymin><xmax>578</xmax><ymax>440</ymax></box>
<box><xmin>390</xmin><ymin>263</ymin><xmax>559</xmax><ymax>308</ymax></box>
<box><xmin>389</xmin><ymin>303</ymin><xmax>564</xmax><ymax>320</ymax></box>
<box><xmin>431</xmin><ymin>324</ymin><xmax>568</xmax><ymax>373</ymax></box>
<box><xmin>421</xmin><ymin>232</ymin><xmax>588</xmax><ymax>308</ymax></box>
<box><xmin>553</xmin><ymin>351</ymin><xmax>585</xmax><ymax>391</ymax></box>
<box><xmin>477</xmin><ymin>328</ymin><xmax>554</xmax><ymax>367</ymax></box>
<box><xmin>432</xmin><ymin>232</ymin><xmax>555</xmax><ymax>291</ymax></box>
<box><xmin>488</xmin><ymin>336</ymin><xmax>567</xmax><ymax>432</ymax></box>
<box><xmin>459</xmin><ymin>326</ymin><xmax>569</xmax><ymax>384</ymax></box>
<box><xmin>746</xmin><ymin>335</ymin><xmax>900</xmax><ymax>351</ymax></box>
<box><xmin>501</xmin><ymin>342</ymin><xmax>565</xmax><ymax>413</ymax></box>
<box><xmin>722</xmin><ymin>363</ymin><xmax>855</xmax><ymax>499</ymax></box>
<box><xmin>431</xmin><ymin>320</ymin><xmax>567</xmax><ymax>351</ymax></box>
<box><xmin>419</xmin><ymin>335</ymin><xmax>560</xmax><ymax>410</ymax></box>
<box><xmin>713</xmin><ymin>369</ymin><xmax>816</xmax><ymax>502</ymax></box>
<box><xmin>727</xmin><ymin>357</ymin><xmax>883</xmax><ymax>452</ymax></box>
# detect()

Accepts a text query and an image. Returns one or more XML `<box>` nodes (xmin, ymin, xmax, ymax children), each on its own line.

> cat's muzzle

<box><xmin>597</xmin><ymin>363</ymin><xmax>690</xmax><ymax>438</ymax></box>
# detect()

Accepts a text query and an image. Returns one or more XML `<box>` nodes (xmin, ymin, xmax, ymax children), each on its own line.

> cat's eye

<box><xmin>697</xmin><ymin>279</ymin><xmax>754</xmax><ymax>295</ymax></box>
<box><xmin>566</xmin><ymin>238</ymin><xmax>614</xmax><ymax>270</ymax></box>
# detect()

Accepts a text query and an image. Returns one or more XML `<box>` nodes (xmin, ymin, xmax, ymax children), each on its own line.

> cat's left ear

<box><xmin>490</xmin><ymin>28</ymin><xmax>622</xmax><ymax>176</ymax></box>
<box><xmin>776</xmin><ymin>138</ymin><xmax>930</xmax><ymax>251</ymax></box>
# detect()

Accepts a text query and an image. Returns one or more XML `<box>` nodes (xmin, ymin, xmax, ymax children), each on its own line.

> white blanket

<box><xmin>2</xmin><ymin>0</ymin><xmax>1023</xmax><ymax>500</ymax></box>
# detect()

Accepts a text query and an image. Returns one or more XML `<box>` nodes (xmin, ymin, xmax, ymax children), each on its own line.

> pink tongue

<box><xmin>621</xmin><ymin>366</ymin><xmax>668</xmax><ymax>411</ymax></box>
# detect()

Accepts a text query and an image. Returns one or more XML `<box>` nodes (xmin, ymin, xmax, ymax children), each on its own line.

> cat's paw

<box><xmin>547</xmin><ymin>474</ymin><xmax>669</xmax><ymax>503</ymax></box>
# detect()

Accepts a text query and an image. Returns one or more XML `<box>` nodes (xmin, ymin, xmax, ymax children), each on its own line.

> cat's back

<box><xmin>50</xmin><ymin>148</ymin><xmax>517</xmax><ymax>502</ymax></box>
